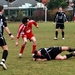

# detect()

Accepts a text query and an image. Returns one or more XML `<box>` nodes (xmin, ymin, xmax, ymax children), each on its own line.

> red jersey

<box><xmin>17</xmin><ymin>20</ymin><xmax>38</xmax><ymax>39</ymax></box>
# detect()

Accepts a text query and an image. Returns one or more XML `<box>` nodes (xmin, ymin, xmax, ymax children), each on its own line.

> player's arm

<box><xmin>64</xmin><ymin>13</ymin><xmax>68</xmax><ymax>23</ymax></box>
<box><xmin>4</xmin><ymin>27</ymin><xmax>14</xmax><ymax>40</ymax></box>
<box><xmin>3</xmin><ymin>16</ymin><xmax>14</xmax><ymax>40</ymax></box>
<box><xmin>16</xmin><ymin>24</ymin><xmax>24</xmax><ymax>46</ymax></box>
<box><xmin>53</xmin><ymin>12</ymin><xmax>58</xmax><ymax>25</ymax></box>
<box><xmin>33</xmin><ymin>58</ymin><xmax>47</xmax><ymax>61</ymax></box>
<box><xmin>15</xmin><ymin>27</ymin><xmax>21</xmax><ymax>46</ymax></box>
<box><xmin>15</xmin><ymin>38</ymin><xmax>19</xmax><ymax>46</ymax></box>
<box><xmin>32</xmin><ymin>20</ymin><xmax>38</xmax><ymax>28</ymax></box>
<box><xmin>54</xmin><ymin>12</ymin><xmax>58</xmax><ymax>23</ymax></box>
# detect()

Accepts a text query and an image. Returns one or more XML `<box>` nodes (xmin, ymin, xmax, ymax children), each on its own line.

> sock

<box><xmin>32</xmin><ymin>45</ymin><xmax>36</xmax><ymax>54</ymax></box>
<box><xmin>66</xmin><ymin>53</ymin><xmax>73</xmax><ymax>59</ymax></box>
<box><xmin>62</xmin><ymin>31</ymin><xmax>64</xmax><ymax>38</ymax></box>
<box><xmin>2</xmin><ymin>50</ymin><xmax>8</xmax><ymax>63</ymax></box>
<box><xmin>55</xmin><ymin>31</ymin><xmax>58</xmax><ymax>38</ymax></box>
<box><xmin>20</xmin><ymin>44</ymin><xmax>25</xmax><ymax>54</ymax></box>
<box><xmin>68</xmin><ymin>48</ymin><xmax>75</xmax><ymax>52</ymax></box>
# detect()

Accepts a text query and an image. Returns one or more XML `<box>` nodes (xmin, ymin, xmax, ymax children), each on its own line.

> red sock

<box><xmin>32</xmin><ymin>45</ymin><xmax>36</xmax><ymax>54</ymax></box>
<box><xmin>20</xmin><ymin>44</ymin><xmax>25</xmax><ymax>54</ymax></box>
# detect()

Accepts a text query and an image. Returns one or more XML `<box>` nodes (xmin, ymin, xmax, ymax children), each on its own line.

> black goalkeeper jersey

<box><xmin>0</xmin><ymin>14</ymin><xmax>7</xmax><ymax>37</ymax></box>
<box><xmin>54</xmin><ymin>12</ymin><xmax>68</xmax><ymax>24</ymax></box>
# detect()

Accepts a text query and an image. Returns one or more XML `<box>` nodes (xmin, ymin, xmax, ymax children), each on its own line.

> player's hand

<box><xmin>66</xmin><ymin>21</ymin><xmax>68</xmax><ymax>23</ymax></box>
<box><xmin>36</xmin><ymin>25</ymin><xmax>38</xmax><ymax>28</ymax></box>
<box><xmin>10</xmin><ymin>35</ymin><xmax>14</xmax><ymax>40</ymax></box>
<box><xmin>53</xmin><ymin>22</ymin><xmax>56</xmax><ymax>26</ymax></box>
<box><xmin>53</xmin><ymin>22</ymin><xmax>56</xmax><ymax>25</ymax></box>
<box><xmin>15</xmin><ymin>42</ymin><xmax>19</xmax><ymax>46</ymax></box>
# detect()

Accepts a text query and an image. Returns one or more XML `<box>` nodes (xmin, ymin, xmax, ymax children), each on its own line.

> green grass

<box><xmin>0</xmin><ymin>21</ymin><xmax>75</xmax><ymax>75</ymax></box>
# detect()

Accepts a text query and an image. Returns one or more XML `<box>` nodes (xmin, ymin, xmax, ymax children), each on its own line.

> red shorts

<box><xmin>21</xmin><ymin>33</ymin><xmax>34</xmax><ymax>40</ymax></box>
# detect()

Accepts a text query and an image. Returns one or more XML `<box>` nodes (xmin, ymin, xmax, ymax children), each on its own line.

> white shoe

<box><xmin>0</xmin><ymin>62</ymin><xmax>7</xmax><ymax>70</ymax></box>
<box><xmin>62</xmin><ymin>38</ymin><xmax>65</xmax><ymax>40</ymax></box>
<box><xmin>19</xmin><ymin>53</ymin><xmax>22</xmax><ymax>58</ymax></box>
<box><xmin>72</xmin><ymin>51</ymin><xmax>75</xmax><ymax>56</ymax></box>
<box><xmin>54</xmin><ymin>37</ymin><xmax>58</xmax><ymax>40</ymax></box>
<box><xmin>32</xmin><ymin>53</ymin><xmax>34</xmax><ymax>57</ymax></box>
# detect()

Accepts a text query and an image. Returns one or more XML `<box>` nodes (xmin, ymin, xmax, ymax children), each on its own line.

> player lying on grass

<box><xmin>33</xmin><ymin>46</ymin><xmax>75</xmax><ymax>61</ymax></box>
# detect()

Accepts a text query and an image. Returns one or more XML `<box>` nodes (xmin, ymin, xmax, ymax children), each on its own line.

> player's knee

<box><xmin>60</xmin><ymin>56</ymin><xmax>67</xmax><ymax>60</ymax></box>
<box><xmin>24</xmin><ymin>40</ymin><xmax>27</xmax><ymax>44</ymax></box>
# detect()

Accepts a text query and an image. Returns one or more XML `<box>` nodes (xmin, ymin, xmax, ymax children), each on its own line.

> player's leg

<box><xmin>0</xmin><ymin>45</ymin><xmax>8</xmax><ymax>70</ymax></box>
<box><xmin>19</xmin><ymin>37</ymin><xmax>27</xmax><ymax>57</ymax></box>
<box><xmin>54</xmin><ymin>29</ymin><xmax>58</xmax><ymax>40</ymax></box>
<box><xmin>30</xmin><ymin>36</ymin><xmax>36</xmax><ymax>55</ymax></box>
<box><xmin>61</xmin><ymin>46</ymin><xmax>75</xmax><ymax>52</ymax></box>
<box><xmin>55</xmin><ymin>53</ymin><xmax>75</xmax><ymax>60</ymax></box>
<box><xmin>55</xmin><ymin>53</ymin><xmax>74</xmax><ymax>60</ymax></box>
<box><xmin>54</xmin><ymin>47</ymin><xmax>75</xmax><ymax>60</ymax></box>
<box><xmin>54</xmin><ymin>24</ymin><xmax>59</xmax><ymax>40</ymax></box>
<box><xmin>61</xmin><ymin>29</ymin><xmax>64</xmax><ymax>40</ymax></box>
<box><xmin>0</xmin><ymin>37</ymin><xmax>8</xmax><ymax>70</ymax></box>
<box><xmin>55</xmin><ymin>54</ymin><xmax>67</xmax><ymax>60</ymax></box>
<box><xmin>60</xmin><ymin>25</ymin><xmax>65</xmax><ymax>40</ymax></box>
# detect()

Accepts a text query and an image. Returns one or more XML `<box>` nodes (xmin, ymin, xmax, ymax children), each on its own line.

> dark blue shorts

<box><xmin>0</xmin><ymin>36</ymin><xmax>7</xmax><ymax>46</ymax></box>
<box><xmin>49</xmin><ymin>47</ymin><xmax>62</xmax><ymax>59</ymax></box>
<box><xmin>56</xmin><ymin>24</ymin><xmax>64</xmax><ymax>29</ymax></box>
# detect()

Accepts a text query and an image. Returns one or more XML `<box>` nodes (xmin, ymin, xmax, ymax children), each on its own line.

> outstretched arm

<box><xmin>33</xmin><ymin>58</ymin><xmax>47</xmax><ymax>61</ymax></box>
<box><xmin>32</xmin><ymin>20</ymin><xmax>38</xmax><ymax>28</ymax></box>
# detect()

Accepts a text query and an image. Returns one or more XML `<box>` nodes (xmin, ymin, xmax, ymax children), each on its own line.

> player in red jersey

<box><xmin>16</xmin><ymin>17</ymin><xmax>38</xmax><ymax>57</ymax></box>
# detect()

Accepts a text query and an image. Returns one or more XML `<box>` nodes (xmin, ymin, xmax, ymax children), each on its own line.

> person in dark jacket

<box><xmin>53</xmin><ymin>7</ymin><xmax>68</xmax><ymax>40</ymax></box>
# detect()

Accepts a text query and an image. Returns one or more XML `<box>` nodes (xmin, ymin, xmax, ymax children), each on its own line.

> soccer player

<box><xmin>53</xmin><ymin>7</ymin><xmax>68</xmax><ymax>40</ymax></box>
<box><xmin>0</xmin><ymin>5</ymin><xmax>14</xmax><ymax>70</ymax></box>
<box><xmin>16</xmin><ymin>17</ymin><xmax>38</xmax><ymax>57</ymax></box>
<box><xmin>33</xmin><ymin>46</ymin><xmax>75</xmax><ymax>61</ymax></box>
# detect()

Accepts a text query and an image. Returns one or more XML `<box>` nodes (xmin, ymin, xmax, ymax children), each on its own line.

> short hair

<box><xmin>33</xmin><ymin>50</ymin><xmax>38</xmax><ymax>55</ymax></box>
<box><xmin>0</xmin><ymin>5</ymin><xmax>3</xmax><ymax>12</ymax></box>
<box><xmin>22</xmin><ymin>17</ymin><xmax>29</xmax><ymax>24</ymax></box>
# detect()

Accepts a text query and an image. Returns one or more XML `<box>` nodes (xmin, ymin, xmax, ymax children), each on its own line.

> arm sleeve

<box><xmin>54</xmin><ymin>12</ymin><xmax>58</xmax><ymax>22</ymax></box>
<box><xmin>31</xmin><ymin>20</ymin><xmax>38</xmax><ymax>27</ymax></box>
<box><xmin>16</xmin><ymin>24</ymin><xmax>23</xmax><ymax>39</ymax></box>
<box><xmin>64</xmin><ymin>13</ymin><xmax>68</xmax><ymax>22</ymax></box>
<box><xmin>3</xmin><ymin>16</ymin><xmax>7</xmax><ymax>27</ymax></box>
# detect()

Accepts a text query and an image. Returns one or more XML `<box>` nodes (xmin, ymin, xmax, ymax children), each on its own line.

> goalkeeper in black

<box><xmin>53</xmin><ymin>7</ymin><xmax>68</xmax><ymax>40</ymax></box>
<box><xmin>33</xmin><ymin>46</ymin><xmax>75</xmax><ymax>61</ymax></box>
<box><xmin>0</xmin><ymin>5</ymin><xmax>14</xmax><ymax>70</ymax></box>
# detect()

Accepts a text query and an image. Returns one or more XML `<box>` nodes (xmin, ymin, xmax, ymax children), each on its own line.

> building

<box><xmin>0</xmin><ymin>0</ymin><xmax>46</xmax><ymax>21</ymax></box>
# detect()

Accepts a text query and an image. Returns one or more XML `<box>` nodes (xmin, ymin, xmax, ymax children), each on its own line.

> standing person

<box><xmin>33</xmin><ymin>46</ymin><xmax>75</xmax><ymax>61</ymax></box>
<box><xmin>0</xmin><ymin>5</ymin><xmax>14</xmax><ymax>70</ymax></box>
<box><xmin>53</xmin><ymin>7</ymin><xmax>68</xmax><ymax>40</ymax></box>
<box><xmin>16</xmin><ymin>17</ymin><xmax>38</xmax><ymax>57</ymax></box>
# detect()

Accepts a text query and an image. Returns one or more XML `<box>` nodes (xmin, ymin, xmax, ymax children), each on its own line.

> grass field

<box><xmin>0</xmin><ymin>21</ymin><xmax>75</xmax><ymax>75</ymax></box>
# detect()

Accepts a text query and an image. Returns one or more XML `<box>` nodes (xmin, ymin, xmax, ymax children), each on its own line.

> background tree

<box><xmin>47</xmin><ymin>0</ymin><xmax>68</xmax><ymax>10</ymax></box>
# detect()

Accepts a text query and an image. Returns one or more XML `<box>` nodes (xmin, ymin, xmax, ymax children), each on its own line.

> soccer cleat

<box><xmin>72</xmin><ymin>51</ymin><xmax>75</xmax><ymax>56</ymax></box>
<box><xmin>19</xmin><ymin>53</ymin><xmax>22</xmax><ymax>58</ymax></box>
<box><xmin>54</xmin><ymin>37</ymin><xmax>58</xmax><ymax>40</ymax></box>
<box><xmin>32</xmin><ymin>53</ymin><xmax>35</xmax><ymax>57</ymax></box>
<box><xmin>62</xmin><ymin>38</ymin><xmax>65</xmax><ymax>40</ymax></box>
<box><xmin>0</xmin><ymin>62</ymin><xmax>7</xmax><ymax>70</ymax></box>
